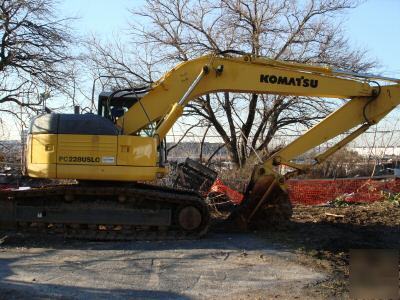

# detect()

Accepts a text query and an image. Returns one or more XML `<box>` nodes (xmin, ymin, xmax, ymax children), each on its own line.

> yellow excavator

<box><xmin>0</xmin><ymin>52</ymin><xmax>399</xmax><ymax>240</ymax></box>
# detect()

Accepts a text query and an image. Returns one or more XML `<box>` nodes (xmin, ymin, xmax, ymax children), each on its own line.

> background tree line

<box><xmin>1</xmin><ymin>0</ymin><xmax>377</xmax><ymax>169</ymax></box>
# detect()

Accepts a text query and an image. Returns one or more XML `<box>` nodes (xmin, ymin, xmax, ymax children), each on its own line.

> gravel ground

<box><xmin>0</xmin><ymin>200</ymin><xmax>398</xmax><ymax>299</ymax></box>
<box><xmin>0</xmin><ymin>233</ymin><xmax>326</xmax><ymax>300</ymax></box>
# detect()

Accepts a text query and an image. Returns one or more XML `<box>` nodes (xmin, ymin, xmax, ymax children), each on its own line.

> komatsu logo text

<box><xmin>260</xmin><ymin>74</ymin><xmax>318</xmax><ymax>88</ymax></box>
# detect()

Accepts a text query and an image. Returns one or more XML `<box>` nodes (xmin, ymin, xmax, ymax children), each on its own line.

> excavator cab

<box><xmin>97</xmin><ymin>91</ymin><xmax>146</xmax><ymax>121</ymax></box>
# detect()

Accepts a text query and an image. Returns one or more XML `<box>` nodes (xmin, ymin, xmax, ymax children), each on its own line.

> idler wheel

<box><xmin>178</xmin><ymin>206</ymin><xmax>202</xmax><ymax>231</ymax></box>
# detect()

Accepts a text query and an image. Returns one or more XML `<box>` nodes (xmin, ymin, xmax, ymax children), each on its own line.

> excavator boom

<box><xmin>117</xmin><ymin>54</ymin><xmax>375</xmax><ymax>137</ymax></box>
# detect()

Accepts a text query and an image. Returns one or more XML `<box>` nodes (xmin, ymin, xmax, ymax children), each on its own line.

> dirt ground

<box><xmin>263</xmin><ymin>200</ymin><xmax>400</xmax><ymax>298</ymax></box>
<box><xmin>0</xmin><ymin>200</ymin><xmax>398</xmax><ymax>299</ymax></box>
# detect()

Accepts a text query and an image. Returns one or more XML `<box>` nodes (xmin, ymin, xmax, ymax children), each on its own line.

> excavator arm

<box><xmin>239</xmin><ymin>82</ymin><xmax>400</xmax><ymax>226</ymax></box>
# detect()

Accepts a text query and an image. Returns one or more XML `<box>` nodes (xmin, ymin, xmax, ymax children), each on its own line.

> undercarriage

<box><xmin>0</xmin><ymin>183</ymin><xmax>210</xmax><ymax>241</ymax></box>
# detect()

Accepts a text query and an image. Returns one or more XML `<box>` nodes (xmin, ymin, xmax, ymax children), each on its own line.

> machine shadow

<box><xmin>0</xmin><ymin>251</ymin><xmax>189</xmax><ymax>300</ymax></box>
<box><xmin>1</xmin><ymin>217</ymin><xmax>398</xmax><ymax>253</ymax></box>
<box><xmin>0</xmin><ymin>282</ymin><xmax>189</xmax><ymax>300</ymax></box>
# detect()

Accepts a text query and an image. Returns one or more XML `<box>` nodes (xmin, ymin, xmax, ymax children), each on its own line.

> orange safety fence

<box><xmin>287</xmin><ymin>176</ymin><xmax>400</xmax><ymax>205</ymax></box>
<box><xmin>210</xmin><ymin>176</ymin><xmax>400</xmax><ymax>206</ymax></box>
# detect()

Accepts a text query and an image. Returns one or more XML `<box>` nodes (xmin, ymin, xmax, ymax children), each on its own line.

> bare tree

<box><xmin>84</xmin><ymin>37</ymin><xmax>158</xmax><ymax>89</ymax></box>
<box><xmin>87</xmin><ymin>0</ymin><xmax>376</xmax><ymax>167</ymax></box>
<box><xmin>0</xmin><ymin>0</ymin><xmax>76</xmax><ymax>123</ymax></box>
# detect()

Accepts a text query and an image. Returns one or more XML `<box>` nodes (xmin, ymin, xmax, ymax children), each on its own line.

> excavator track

<box><xmin>0</xmin><ymin>183</ymin><xmax>210</xmax><ymax>241</ymax></box>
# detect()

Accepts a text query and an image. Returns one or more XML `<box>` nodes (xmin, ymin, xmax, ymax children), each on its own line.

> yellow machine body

<box><xmin>26</xmin><ymin>134</ymin><xmax>165</xmax><ymax>181</ymax></box>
